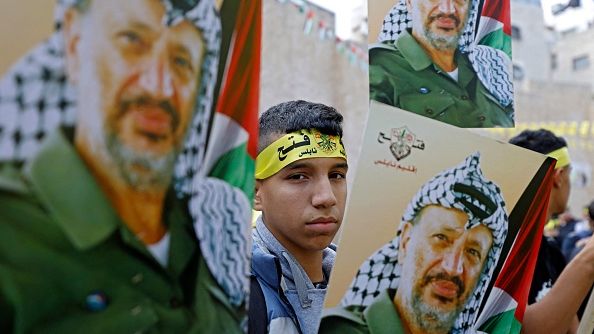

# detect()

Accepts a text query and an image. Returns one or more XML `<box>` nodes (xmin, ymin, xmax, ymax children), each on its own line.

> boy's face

<box><xmin>255</xmin><ymin>156</ymin><xmax>348</xmax><ymax>256</ymax></box>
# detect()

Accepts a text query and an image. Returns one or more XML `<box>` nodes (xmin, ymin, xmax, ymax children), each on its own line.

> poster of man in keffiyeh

<box><xmin>0</xmin><ymin>0</ymin><xmax>259</xmax><ymax>331</ymax></box>
<box><xmin>367</xmin><ymin>0</ymin><xmax>515</xmax><ymax>128</ymax></box>
<box><xmin>319</xmin><ymin>102</ymin><xmax>556</xmax><ymax>334</ymax></box>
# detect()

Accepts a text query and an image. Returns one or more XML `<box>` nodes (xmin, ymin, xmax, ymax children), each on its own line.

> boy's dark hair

<box><xmin>258</xmin><ymin>100</ymin><xmax>343</xmax><ymax>153</ymax></box>
<box><xmin>508</xmin><ymin>128</ymin><xmax>567</xmax><ymax>155</ymax></box>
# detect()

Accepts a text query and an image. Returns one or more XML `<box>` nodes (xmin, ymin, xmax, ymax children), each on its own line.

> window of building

<box><xmin>511</xmin><ymin>25</ymin><xmax>521</xmax><ymax>40</ymax></box>
<box><xmin>551</xmin><ymin>53</ymin><xmax>557</xmax><ymax>70</ymax></box>
<box><xmin>572</xmin><ymin>55</ymin><xmax>590</xmax><ymax>71</ymax></box>
<box><xmin>561</xmin><ymin>27</ymin><xmax>578</xmax><ymax>36</ymax></box>
<box><xmin>513</xmin><ymin>64</ymin><xmax>525</xmax><ymax>81</ymax></box>
<box><xmin>552</xmin><ymin>3</ymin><xmax>566</xmax><ymax>15</ymax></box>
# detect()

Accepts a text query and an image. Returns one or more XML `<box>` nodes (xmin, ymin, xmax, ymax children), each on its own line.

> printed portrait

<box><xmin>367</xmin><ymin>0</ymin><xmax>515</xmax><ymax>128</ymax></box>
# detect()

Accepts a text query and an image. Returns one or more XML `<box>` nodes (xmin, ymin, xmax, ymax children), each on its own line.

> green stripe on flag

<box><xmin>479</xmin><ymin>29</ymin><xmax>512</xmax><ymax>58</ymax></box>
<box><xmin>478</xmin><ymin>308</ymin><xmax>521</xmax><ymax>334</ymax></box>
<box><xmin>208</xmin><ymin>143</ymin><xmax>255</xmax><ymax>199</ymax></box>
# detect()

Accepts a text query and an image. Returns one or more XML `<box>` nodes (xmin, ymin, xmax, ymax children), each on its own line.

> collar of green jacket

<box><xmin>23</xmin><ymin>127</ymin><xmax>119</xmax><ymax>250</ymax></box>
<box><xmin>21</xmin><ymin>127</ymin><xmax>189</xmax><ymax>254</ymax></box>
<box><xmin>363</xmin><ymin>288</ymin><xmax>405</xmax><ymax>334</ymax></box>
<box><xmin>393</xmin><ymin>30</ymin><xmax>475</xmax><ymax>88</ymax></box>
<box><xmin>322</xmin><ymin>288</ymin><xmax>405</xmax><ymax>334</ymax></box>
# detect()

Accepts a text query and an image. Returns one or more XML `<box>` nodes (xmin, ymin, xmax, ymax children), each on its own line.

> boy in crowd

<box><xmin>249</xmin><ymin>100</ymin><xmax>348</xmax><ymax>334</ymax></box>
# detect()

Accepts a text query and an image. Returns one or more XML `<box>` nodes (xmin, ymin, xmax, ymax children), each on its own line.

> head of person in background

<box><xmin>333</xmin><ymin>152</ymin><xmax>508</xmax><ymax>334</ymax></box>
<box><xmin>251</xmin><ymin>100</ymin><xmax>348</xmax><ymax>334</ymax></box>
<box><xmin>509</xmin><ymin>129</ymin><xmax>571</xmax><ymax>220</ymax></box>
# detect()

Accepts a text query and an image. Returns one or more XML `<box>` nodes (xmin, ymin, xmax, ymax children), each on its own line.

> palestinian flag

<box><xmin>204</xmin><ymin>0</ymin><xmax>261</xmax><ymax>199</ymax></box>
<box><xmin>477</xmin><ymin>161</ymin><xmax>556</xmax><ymax>333</ymax></box>
<box><xmin>476</xmin><ymin>0</ymin><xmax>512</xmax><ymax>58</ymax></box>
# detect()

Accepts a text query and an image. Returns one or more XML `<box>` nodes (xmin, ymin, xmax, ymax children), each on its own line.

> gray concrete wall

<box><xmin>552</xmin><ymin>27</ymin><xmax>594</xmax><ymax>90</ymax></box>
<box><xmin>260</xmin><ymin>0</ymin><xmax>369</xmax><ymax>180</ymax></box>
<box><xmin>511</xmin><ymin>1</ymin><xmax>552</xmax><ymax>82</ymax></box>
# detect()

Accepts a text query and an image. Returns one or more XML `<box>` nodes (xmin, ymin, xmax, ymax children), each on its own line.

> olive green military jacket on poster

<box><xmin>0</xmin><ymin>128</ymin><xmax>243</xmax><ymax>333</ymax></box>
<box><xmin>369</xmin><ymin>30</ymin><xmax>514</xmax><ymax>128</ymax></box>
<box><xmin>318</xmin><ymin>289</ymin><xmax>404</xmax><ymax>334</ymax></box>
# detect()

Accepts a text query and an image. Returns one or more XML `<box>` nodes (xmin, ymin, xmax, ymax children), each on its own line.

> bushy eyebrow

<box><xmin>128</xmin><ymin>21</ymin><xmax>156</xmax><ymax>33</ymax></box>
<box><xmin>334</xmin><ymin>162</ymin><xmax>349</xmax><ymax>170</ymax></box>
<box><xmin>284</xmin><ymin>161</ymin><xmax>310</xmax><ymax>170</ymax></box>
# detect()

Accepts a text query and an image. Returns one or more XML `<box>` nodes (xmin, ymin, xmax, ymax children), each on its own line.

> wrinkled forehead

<box><xmin>85</xmin><ymin>0</ymin><xmax>167</xmax><ymax>20</ymax></box>
<box><xmin>57</xmin><ymin>0</ymin><xmax>217</xmax><ymax>35</ymax></box>
<box><xmin>75</xmin><ymin>0</ymin><xmax>193</xmax><ymax>30</ymax></box>
<box><xmin>413</xmin><ymin>205</ymin><xmax>494</xmax><ymax>235</ymax></box>
<box><xmin>407</xmin><ymin>0</ymin><xmax>472</xmax><ymax>12</ymax></box>
<box><xmin>412</xmin><ymin>205</ymin><xmax>468</xmax><ymax>231</ymax></box>
<box><xmin>87</xmin><ymin>0</ymin><xmax>205</xmax><ymax>51</ymax></box>
<box><xmin>412</xmin><ymin>205</ymin><xmax>493</xmax><ymax>250</ymax></box>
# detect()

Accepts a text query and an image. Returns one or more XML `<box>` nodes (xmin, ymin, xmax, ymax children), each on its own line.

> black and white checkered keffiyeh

<box><xmin>0</xmin><ymin>0</ymin><xmax>250</xmax><ymax>307</ymax></box>
<box><xmin>342</xmin><ymin>152</ymin><xmax>508</xmax><ymax>333</ymax></box>
<box><xmin>377</xmin><ymin>0</ymin><xmax>513</xmax><ymax>109</ymax></box>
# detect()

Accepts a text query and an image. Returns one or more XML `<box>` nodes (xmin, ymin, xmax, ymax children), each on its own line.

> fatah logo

<box><xmin>378</xmin><ymin>126</ymin><xmax>425</xmax><ymax>161</ymax></box>
<box><xmin>315</xmin><ymin>132</ymin><xmax>338</xmax><ymax>153</ymax></box>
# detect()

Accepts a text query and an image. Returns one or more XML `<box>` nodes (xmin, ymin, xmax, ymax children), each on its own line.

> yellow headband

<box><xmin>255</xmin><ymin>129</ymin><xmax>347</xmax><ymax>179</ymax></box>
<box><xmin>547</xmin><ymin>147</ymin><xmax>571</xmax><ymax>169</ymax></box>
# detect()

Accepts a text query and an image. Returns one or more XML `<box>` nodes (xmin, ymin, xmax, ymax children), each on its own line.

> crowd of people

<box><xmin>546</xmin><ymin>206</ymin><xmax>594</xmax><ymax>264</ymax></box>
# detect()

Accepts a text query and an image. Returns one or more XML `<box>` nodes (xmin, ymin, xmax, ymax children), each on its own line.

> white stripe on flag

<box><xmin>202</xmin><ymin>113</ymin><xmax>249</xmax><ymax>176</ymax></box>
<box><xmin>475</xmin><ymin>286</ymin><xmax>518</xmax><ymax>328</ymax></box>
<box><xmin>476</xmin><ymin>16</ymin><xmax>504</xmax><ymax>43</ymax></box>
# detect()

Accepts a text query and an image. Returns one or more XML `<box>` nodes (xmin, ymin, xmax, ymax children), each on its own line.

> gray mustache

<box><xmin>119</xmin><ymin>96</ymin><xmax>180</xmax><ymax>132</ymax></box>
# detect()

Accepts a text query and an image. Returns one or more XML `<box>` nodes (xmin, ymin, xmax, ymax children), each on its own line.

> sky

<box><xmin>308</xmin><ymin>0</ymin><xmax>365</xmax><ymax>39</ymax></box>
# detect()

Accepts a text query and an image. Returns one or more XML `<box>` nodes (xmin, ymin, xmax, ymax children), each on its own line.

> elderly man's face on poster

<box><xmin>396</xmin><ymin>205</ymin><xmax>493</xmax><ymax>332</ymax></box>
<box><xmin>406</xmin><ymin>0</ymin><xmax>470</xmax><ymax>51</ymax></box>
<box><xmin>64</xmin><ymin>0</ymin><xmax>205</xmax><ymax>190</ymax></box>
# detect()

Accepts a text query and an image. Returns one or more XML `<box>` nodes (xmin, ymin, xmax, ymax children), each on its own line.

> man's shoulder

<box><xmin>0</xmin><ymin>162</ymin><xmax>31</xmax><ymax>196</ymax></box>
<box><xmin>368</xmin><ymin>40</ymin><xmax>423</xmax><ymax>84</ymax></box>
<box><xmin>0</xmin><ymin>162</ymin><xmax>45</xmax><ymax>221</ymax></box>
<box><xmin>319</xmin><ymin>304</ymin><xmax>369</xmax><ymax>334</ymax></box>
<box><xmin>369</xmin><ymin>42</ymin><xmax>406</xmax><ymax>63</ymax></box>
<box><xmin>369</xmin><ymin>31</ymin><xmax>427</xmax><ymax>67</ymax></box>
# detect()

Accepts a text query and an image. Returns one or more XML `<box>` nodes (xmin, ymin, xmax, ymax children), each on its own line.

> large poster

<box><xmin>320</xmin><ymin>101</ymin><xmax>554</xmax><ymax>333</ymax></box>
<box><xmin>0</xmin><ymin>0</ymin><xmax>259</xmax><ymax>331</ymax></box>
<box><xmin>368</xmin><ymin>0</ymin><xmax>515</xmax><ymax>128</ymax></box>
